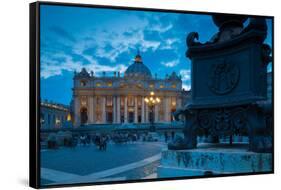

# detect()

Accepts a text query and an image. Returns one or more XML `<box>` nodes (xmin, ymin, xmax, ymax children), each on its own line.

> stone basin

<box><xmin>158</xmin><ymin>143</ymin><xmax>272</xmax><ymax>178</ymax></box>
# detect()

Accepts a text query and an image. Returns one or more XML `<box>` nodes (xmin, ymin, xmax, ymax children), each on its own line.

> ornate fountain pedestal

<box><xmin>158</xmin><ymin>143</ymin><xmax>272</xmax><ymax>178</ymax></box>
<box><xmin>159</xmin><ymin>15</ymin><xmax>273</xmax><ymax>177</ymax></box>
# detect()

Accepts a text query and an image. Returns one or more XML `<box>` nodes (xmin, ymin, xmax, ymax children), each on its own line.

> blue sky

<box><xmin>40</xmin><ymin>5</ymin><xmax>272</xmax><ymax>105</ymax></box>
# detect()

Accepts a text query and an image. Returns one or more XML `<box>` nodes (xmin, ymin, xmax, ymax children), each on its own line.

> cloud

<box><xmin>179</xmin><ymin>69</ymin><xmax>191</xmax><ymax>81</ymax></box>
<box><xmin>150</xmin><ymin>23</ymin><xmax>173</xmax><ymax>33</ymax></box>
<box><xmin>161</xmin><ymin>59</ymin><xmax>179</xmax><ymax>67</ymax></box>
<box><xmin>74</xmin><ymin>13</ymin><xmax>177</xmax><ymax>61</ymax></box>
<box><xmin>74</xmin><ymin>23</ymin><xmax>163</xmax><ymax>63</ymax></box>
<box><xmin>40</xmin><ymin>52</ymin><xmax>128</xmax><ymax>79</ymax></box>
<box><xmin>49</xmin><ymin>26</ymin><xmax>76</xmax><ymax>42</ymax></box>
<box><xmin>160</xmin><ymin>38</ymin><xmax>180</xmax><ymax>50</ymax></box>
<box><xmin>41</xmin><ymin>53</ymin><xmax>86</xmax><ymax>78</ymax></box>
<box><xmin>41</xmin><ymin>10</ymin><xmax>183</xmax><ymax>79</ymax></box>
<box><xmin>182</xmin><ymin>83</ymin><xmax>191</xmax><ymax>91</ymax></box>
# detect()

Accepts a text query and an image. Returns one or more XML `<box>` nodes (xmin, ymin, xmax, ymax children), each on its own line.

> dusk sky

<box><xmin>40</xmin><ymin>4</ymin><xmax>272</xmax><ymax>105</ymax></box>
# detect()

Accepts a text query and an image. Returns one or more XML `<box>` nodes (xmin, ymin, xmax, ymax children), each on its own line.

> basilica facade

<box><xmin>72</xmin><ymin>53</ymin><xmax>188</xmax><ymax>127</ymax></box>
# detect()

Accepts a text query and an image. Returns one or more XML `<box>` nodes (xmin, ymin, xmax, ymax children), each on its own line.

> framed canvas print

<box><xmin>29</xmin><ymin>1</ymin><xmax>274</xmax><ymax>188</ymax></box>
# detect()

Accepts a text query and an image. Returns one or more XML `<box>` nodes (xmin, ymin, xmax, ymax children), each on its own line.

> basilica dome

<box><xmin>125</xmin><ymin>53</ymin><xmax>152</xmax><ymax>78</ymax></box>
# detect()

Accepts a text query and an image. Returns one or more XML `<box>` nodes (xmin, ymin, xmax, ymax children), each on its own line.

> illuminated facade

<box><xmin>40</xmin><ymin>101</ymin><xmax>71</xmax><ymax>129</ymax></box>
<box><xmin>72</xmin><ymin>53</ymin><xmax>187</xmax><ymax>127</ymax></box>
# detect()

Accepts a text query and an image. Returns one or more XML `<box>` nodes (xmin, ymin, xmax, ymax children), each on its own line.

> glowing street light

<box><xmin>144</xmin><ymin>91</ymin><xmax>161</xmax><ymax>132</ymax></box>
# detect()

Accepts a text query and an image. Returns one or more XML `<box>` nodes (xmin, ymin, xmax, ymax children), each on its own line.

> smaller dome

<box><xmin>76</xmin><ymin>68</ymin><xmax>90</xmax><ymax>78</ymax></box>
<box><xmin>168</xmin><ymin>71</ymin><xmax>181</xmax><ymax>81</ymax></box>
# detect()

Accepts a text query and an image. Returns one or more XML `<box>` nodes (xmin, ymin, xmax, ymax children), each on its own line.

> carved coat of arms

<box><xmin>208</xmin><ymin>59</ymin><xmax>240</xmax><ymax>95</ymax></box>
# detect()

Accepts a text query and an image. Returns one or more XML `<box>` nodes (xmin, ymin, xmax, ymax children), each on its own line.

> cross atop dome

<box><xmin>134</xmin><ymin>49</ymin><xmax>142</xmax><ymax>63</ymax></box>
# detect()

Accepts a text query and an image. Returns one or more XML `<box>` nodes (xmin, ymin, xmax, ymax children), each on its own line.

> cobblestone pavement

<box><xmin>40</xmin><ymin>141</ymin><xmax>166</xmax><ymax>186</ymax></box>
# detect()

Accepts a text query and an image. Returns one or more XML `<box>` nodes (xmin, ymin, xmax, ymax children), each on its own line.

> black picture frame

<box><xmin>29</xmin><ymin>1</ymin><xmax>274</xmax><ymax>189</ymax></box>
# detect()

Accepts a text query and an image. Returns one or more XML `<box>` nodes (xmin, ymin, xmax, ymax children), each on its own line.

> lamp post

<box><xmin>144</xmin><ymin>91</ymin><xmax>161</xmax><ymax>132</ymax></box>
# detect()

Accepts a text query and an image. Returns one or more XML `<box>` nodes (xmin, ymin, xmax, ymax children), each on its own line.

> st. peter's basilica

<box><xmin>72</xmin><ymin>52</ymin><xmax>189</xmax><ymax>127</ymax></box>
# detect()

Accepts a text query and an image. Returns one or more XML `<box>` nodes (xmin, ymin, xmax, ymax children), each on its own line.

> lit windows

<box><xmin>171</xmin><ymin>97</ymin><xmax>177</xmax><ymax>107</ymax></box>
<box><xmin>55</xmin><ymin>117</ymin><xmax>61</xmax><ymax>125</ymax></box>
<box><xmin>67</xmin><ymin>113</ymin><xmax>71</xmax><ymax>121</ymax></box>
<box><xmin>40</xmin><ymin>113</ymin><xmax>45</xmax><ymax>124</ymax></box>
<box><xmin>107</xmin><ymin>82</ymin><xmax>112</xmax><ymax>87</ymax></box>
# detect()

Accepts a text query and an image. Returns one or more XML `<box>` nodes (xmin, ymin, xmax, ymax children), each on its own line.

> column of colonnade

<box><xmin>88</xmin><ymin>96</ymin><xmax>94</xmax><ymax>123</ymax></box>
<box><xmin>117</xmin><ymin>96</ymin><xmax>121</xmax><ymax>123</ymax></box>
<box><xmin>166</xmin><ymin>97</ymin><xmax>172</xmax><ymax>122</ymax></box>
<box><xmin>134</xmin><ymin>97</ymin><xmax>138</xmax><ymax>123</ymax></box>
<box><xmin>141</xmin><ymin>97</ymin><xmax>145</xmax><ymax>123</ymax></box>
<box><xmin>74</xmin><ymin>96</ymin><xmax>80</xmax><ymax>127</ymax></box>
<box><xmin>101</xmin><ymin>96</ymin><xmax>106</xmax><ymax>123</ymax></box>
<box><xmin>155</xmin><ymin>104</ymin><xmax>159</xmax><ymax>122</ymax></box>
<box><xmin>113</xmin><ymin>96</ymin><xmax>116</xmax><ymax>123</ymax></box>
<box><xmin>85</xmin><ymin>95</ymin><xmax>175</xmax><ymax>124</ymax></box>
<box><xmin>124</xmin><ymin>96</ymin><xmax>128</xmax><ymax>123</ymax></box>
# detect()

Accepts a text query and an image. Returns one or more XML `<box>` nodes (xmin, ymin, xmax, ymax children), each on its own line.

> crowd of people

<box><xmin>77</xmin><ymin>133</ymin><xmax>109</xmax><ymax>150</ymax></box>
<box><xmin>45</xmin><ymin>131</ymin><xmax>177</xmax><ymax>151</ymax></box>
<box><xmin>74</xmin><ymin>132</ymin><xmax>140</xmax><ymax>151</ymax></box>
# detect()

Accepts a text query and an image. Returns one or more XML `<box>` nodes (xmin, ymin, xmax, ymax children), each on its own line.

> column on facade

<box><xmin>134</xmin><ymin>96</ymin><xmax>138</xmax><ymax>123</ymax></box>
<box><xmin>141</xmin><ymin>97</ymin><xmax>145</xmax><ymax>123</ymax></box>
<box><xmin>167</xmin><ymin>97</ymin><xmax>171</xmax><ymax>122</ymax></box>
<box><xmin>176</xmin><ymin>97</ymin><xmax>182</xmax><ymax>109</ymax></box>
<box><xmin>117</xmin><ymin>96</ymin><xmax>121</xmax><ymax>123</ymax></box>
<box><xmin>88</xmin><ymin>96</ymin><xmax>94</xmax><ymax>123</ymax></box>
<box><xmin>164</xmin><ymin>97</ymin><xmax>171</xmax><ymax>122</ymax></box>
<box><xmin>155</xmin><ymin>104</ymin><xmax>159</xmax><ymax>123</ymax></box>
<box><xmin>113</xmin><ymin>96</ymin><xmax>117</xmax><ymax>123</ymax></box>
<box><xmin>124</xmin><ymin>96</ymin><xmax>128</xmax><ymax>123</ymax></box>
<box><xmin>102</xmin><ymin>96</ymin><xmax>106</xmax><ymax>123</ymax></box>
<box><xmin>74</xmin><ymin>96</ymin><xmax>80</xmax><ymax>127</ymax></box>
<box><xmin>145</xmin><ymin>103</ymin><xmax>149</xmax><ymax>123</ymax></box>
<box><xmin>93</xmin><ymin>96</ymin><xmax>96</xmax><ymax>123</ymax></box>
